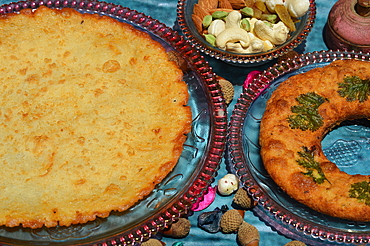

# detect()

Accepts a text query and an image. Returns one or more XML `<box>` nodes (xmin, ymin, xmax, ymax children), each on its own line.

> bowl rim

<box><xmin>176</xmin><ymin>0</ymin><xmax>317</xmax><ymax>65</ymax></box>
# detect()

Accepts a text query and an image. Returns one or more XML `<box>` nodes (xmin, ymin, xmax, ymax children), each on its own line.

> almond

<box><xmin>218</xmin><ymin>0</ymin><xmax>233</xmax><ymax>10</ymax></box>
<box><xmin>198</xmin><ymin>0</ymin><xmax>219</xmax><ymax>12</ymax></box>
<box><xmin>193</xmin><ymin>3</ymin><xmax>210</xmax><ymax>20</ymax></box>
<box><xmin>192</xmin><ymin>14</ymin><xmax>204</xmax><ymax>34</ymax></box>
<box><xmin>228</xmin><ymin>0</ymin><xmax>247</xmax><ymax>9</ymax></box>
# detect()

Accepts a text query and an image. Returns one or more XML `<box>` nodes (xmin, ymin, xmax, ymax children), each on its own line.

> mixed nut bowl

<box><xmin>177</xmin><ymin>0</ymin><xmax>316</xmax><ymax>66</ymax></box>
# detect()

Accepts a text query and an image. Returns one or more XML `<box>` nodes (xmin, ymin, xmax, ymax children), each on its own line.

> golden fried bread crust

<box><xmin>260</xmin><ymin>60</ymin><xmax>370</xmax><ymax>221</ymax></box>
<box><xmin>0</xmin><ymin>6</ymin><xmax>191</xmax><ymax>228</ymax></box>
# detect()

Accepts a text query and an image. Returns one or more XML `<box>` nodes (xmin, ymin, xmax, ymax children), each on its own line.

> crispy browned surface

<box><xmin>260</xmin><ymin>59</ymin><xmax>370</xmax><ymax>221</ymax></box>
<box><xmin>0</xmin><ymin>6</ymin><xmax>191</xmax><ymax>228</ymax></box>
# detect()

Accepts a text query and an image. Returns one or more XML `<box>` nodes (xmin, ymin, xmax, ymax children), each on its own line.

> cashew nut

<box><xmin>246</xmin><ymin>39</ymin><xmax>265</xmax><ymax>53</ymax></box>
<box><xmin>246</xmin><ymin>32</ymin><xmax>274</xmax><ymax>52</ymax></box>
<box><xmin>225</xmin><ymin>10</ymin><xmax>242</xmax><ymax>29</ymax></box>
<box><xmin>247</xmin><ymin>18</ymin><xmax>259</xmax><ymax>34</ymax></box>
<box><xmin>245</xmin><ymin>33</ymin><xmax>264</xmax><ymax>53</ymax></box>
<box><xmin>254</xmin><ymin>20</ymin><xmax>289</xmax><ymax>45</ymax></box>
<box><xmin>226</xmin><ymin>42</ymin><xmax>248</xmax><ymax>53</ymax></box>
<box><xmin>285</xmin><ymin>0</ymin><xmax>310</xmax><ymax>18</ymax></box>
<box><xmin>216</xmin><ymin>27</ymin><xmax>251</xmax><ymax>50</ymax></box>
<box><xmin>208</xmin><ymin>19</ymin><xmax>226</xmax><ymax>37</ymax></box>
<box><xmin>263</xmin><ymin>40</ymin><xmax>274</xmax><ymax>51</ymax></box>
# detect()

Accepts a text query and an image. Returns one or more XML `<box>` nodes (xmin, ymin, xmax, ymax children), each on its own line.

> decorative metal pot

<box><xmin>324</xmin><ymin>0</ymin><xmax>370</xmax><ymax>52</ymax></box>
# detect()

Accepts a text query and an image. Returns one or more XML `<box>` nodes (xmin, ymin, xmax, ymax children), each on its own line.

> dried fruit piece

<box><xmin>244</xmin><ymin>0</ymin><xmax>255</xmax><ymax>8</ymax></box>
<box><xmin>254</xmin><ymin>0</ymin><xmax>268</xmax><ymax>13</ymax></box>
<box><xmin>251</xmin><ymin>6</ymin><xmax>262</xmax><ymax>19</ymax></box>
<box><xmin>275</xmin><ymin>4</ymin><xmax>296</xmax><ymax>31</ymax></box>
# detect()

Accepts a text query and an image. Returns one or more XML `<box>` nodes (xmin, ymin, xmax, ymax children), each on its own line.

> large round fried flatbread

<box><xmin>0</xmin><ymin>6</ymin><xmax>191</xmax><ymax>228</ymax></box>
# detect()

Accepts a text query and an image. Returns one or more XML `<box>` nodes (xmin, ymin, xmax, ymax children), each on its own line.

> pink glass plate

<box><xmin>176</xmin><ymin>0</ymin><xmax>316</xmax><ymax>66</ymax></box>
<box><xmin>0</xmin><ymin>1</ymin><xmax>227</xmax><ymax>245</ymax></box>
<box><xmin>228</xmin><ymin>50</ymin><xmax>370</xmax><ymax>245</ymax></box>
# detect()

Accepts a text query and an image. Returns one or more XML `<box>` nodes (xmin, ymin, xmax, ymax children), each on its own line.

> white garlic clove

<box><xmin>217</xmin><ymin>174</ymin><xmax>239</xmax><ymax>195</ymax></box>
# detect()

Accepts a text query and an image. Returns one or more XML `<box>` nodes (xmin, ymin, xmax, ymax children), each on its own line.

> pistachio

<box><xmin>212</xmin><ymin>10</ymin><xmax>229</xmax><ymax>19</ymax></box>
<box><xmin>240</xmin><ymin>7</ymin><xmax>254</xmax><ymax>17</ymax></box>
<box><xmin>261</xmin><ymin>14</ymin><xmax>278</xmax><ymax>24</ymax></box>
<box><xmin>202</xmin><ymin>15</ymin><xmax>213</xmax><ymax>28</ymax></box>
<box><xmin>204</xmin><ymin>33</ymin><xmax>217</xmax><ymax>46</ymax></box>
<box><xmin>240</xmin><ymin>18</ymin><xmax>251</xmax><ymax>32</ymax></box>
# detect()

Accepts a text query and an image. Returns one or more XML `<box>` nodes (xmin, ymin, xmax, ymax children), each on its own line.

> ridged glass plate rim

<box><xmin>0</xmin><ymin>0</ymin><xmax>228</xmax><ymax>245</ymax></box>
<box><xmin>228</xmin><ymin>50</ymin><xmax>370</xmax><ymax>245</ymax></box>
<box><xmin>176</xmin><ymin>0</ymin><xmax>317</xmax><ymax>66</ymax></box>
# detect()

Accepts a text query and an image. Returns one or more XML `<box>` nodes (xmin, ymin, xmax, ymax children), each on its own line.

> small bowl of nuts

<box><xmin>177</xmin><ymin>0</ymin><xmax>316</xmax><ymax>66</ymax></box>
